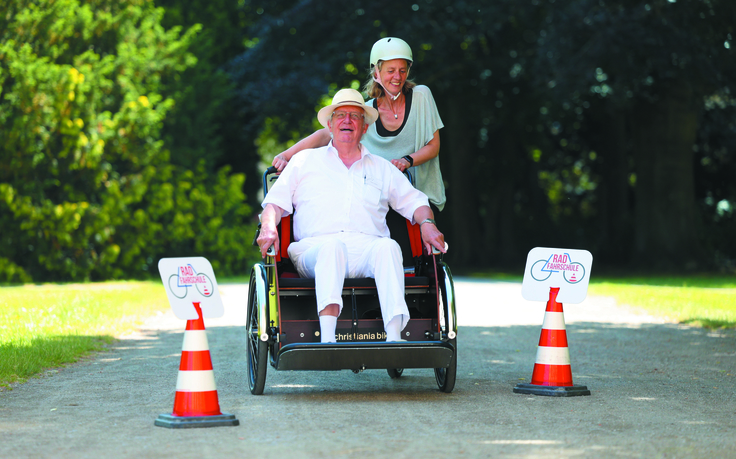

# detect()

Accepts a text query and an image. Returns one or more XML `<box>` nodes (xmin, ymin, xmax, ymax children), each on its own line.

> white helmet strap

<box><xmin>373</xmin><ymin>66</ymin><xmax>402</xmax><ymax>101</ymax></box>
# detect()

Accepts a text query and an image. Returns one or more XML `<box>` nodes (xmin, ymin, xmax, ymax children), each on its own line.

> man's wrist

<box><xmin>402</xmin><ymin>155</ymin><xmax>414</xmax><ymax>167</ymax></box>
<box><xmin>419</xmin><ymin>218</ymin><xmax>436</xmax><ymax>227</ymax></box>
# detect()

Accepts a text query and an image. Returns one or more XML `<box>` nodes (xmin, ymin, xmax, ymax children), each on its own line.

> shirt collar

<box><xmin>327</xmin><ymin>141</ymin><xmax>373</xmax><ymax>160</ymax></box>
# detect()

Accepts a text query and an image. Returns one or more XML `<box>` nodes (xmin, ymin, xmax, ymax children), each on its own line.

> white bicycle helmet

<box><xmin>369</xmin><ymin>37</ymin><xmax>413</xmax><ymax>68</ymax></box>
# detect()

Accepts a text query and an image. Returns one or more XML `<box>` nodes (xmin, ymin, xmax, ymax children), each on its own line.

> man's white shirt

<box><xmin>262</xmin><ymin>142</ymin><xmax>429</xmax><ymax>241</ymax></box>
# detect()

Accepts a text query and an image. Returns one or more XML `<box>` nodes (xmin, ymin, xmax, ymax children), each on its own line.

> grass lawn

<box><xmin>0</xmin><ymin>281</ymin><xmax>169</xmax><ymax>388</ymax></box>
<box><xmin>589</xmin><ymin>275</ymin><xmax>736</xmax><ymax>329</ymax></box>
<box><xmin>2</xmin><ymin>274</ymin><xmax>734</xmax><ymax>388</ymax></box>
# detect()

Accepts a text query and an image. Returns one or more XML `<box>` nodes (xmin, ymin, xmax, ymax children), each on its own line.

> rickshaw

<box><xmin>246</xmin><ymin>167</ymin><xmax>457</xmax><ymax>394</ymax></box>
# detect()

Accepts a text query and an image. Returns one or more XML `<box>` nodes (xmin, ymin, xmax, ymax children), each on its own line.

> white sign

<box><xmin>158</xmin><ymin>257</ymin><xmax>224</xmax><ymax>320</ymax></box>
<box><xmin>521</xmin><ymin>247</ymin><xmax>593</xmax><ymax>304</ymax></box>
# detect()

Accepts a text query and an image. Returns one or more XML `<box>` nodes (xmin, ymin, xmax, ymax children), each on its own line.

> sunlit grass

<box><xmin>589</xmin><ymin>279</ymin><xmax>736</xmax><ymax>329</ymax></box>
<box><xmin>0</xmin><ymin>281</ymin><xmax>169</xmax><ymax>388</ymax></box>
<box><xmin>590</xmin><ymin>275</ymin><xmax>736</xmax><ymax>289</ymax></box>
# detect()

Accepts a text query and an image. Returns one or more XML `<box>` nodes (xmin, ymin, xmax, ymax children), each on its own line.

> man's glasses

<box><xmin>332</xmin><ymin>111</ymin><xmax>364</xmax><ymax>121</ymax></box>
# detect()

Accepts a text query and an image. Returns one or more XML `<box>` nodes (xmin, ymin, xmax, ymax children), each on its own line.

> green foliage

<box><xmin>0</xmin><ymin>257</ymin><xmax>32</xmax><ymax>284</ymax></box>
<box><xmin>153</xmin><ymin>0</ymin><xmax>275</xmax><ymax>208</ymax></box>
<box><xmin>0</xmin><ymin>0</ymin><xmax>256</xmax><ymax>281</ymax></box>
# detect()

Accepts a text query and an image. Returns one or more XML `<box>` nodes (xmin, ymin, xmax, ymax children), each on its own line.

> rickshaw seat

<box><xmin>275</xmin><ymin>208</ymin><xmax>425</xmax><ymax>279</ymax></box>
<box><xmin>277</xmin><ymin>275</ymin><xmax>432</xmax><ymax>294</ymax></box>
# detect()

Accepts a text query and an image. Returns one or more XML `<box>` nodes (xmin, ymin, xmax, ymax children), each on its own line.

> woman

<box><xmin>272</xmin><ymin>37</ymin><xmax>446</xmax><ymax>211</ymax></box>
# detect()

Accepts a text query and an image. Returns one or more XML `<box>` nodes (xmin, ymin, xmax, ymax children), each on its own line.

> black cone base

<box><xmin>155</xmin><ymin>412</ymin><xmax>239</xmax><ymax>429</ymax></box>
<box><xmin>513</xmin><ymin>383</ymin><xmax>591</xmax><ymax>397</ymax></box>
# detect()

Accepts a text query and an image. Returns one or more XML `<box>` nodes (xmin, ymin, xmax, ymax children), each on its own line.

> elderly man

<box><xmin>257</xmin><ymin>88</ymin><xmax>446</xmax><ymax>343</ymax></box>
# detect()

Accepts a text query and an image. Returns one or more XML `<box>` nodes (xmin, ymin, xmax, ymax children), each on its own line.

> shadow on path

<box><xmin>1</xmin><ymin>316</ymin><xmax>734</xmax><ymax>458</ymax></box>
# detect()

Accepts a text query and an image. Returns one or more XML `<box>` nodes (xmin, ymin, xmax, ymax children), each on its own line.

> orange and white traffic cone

<box><xmin>514</xmin><ymin>287</ymin><xmax>590</xmax><ymax>397</ymax></box>
<box><xmin>155</xmin><ymin>302</ymin><xmax>239</xmax><ymax>428</ymax></box>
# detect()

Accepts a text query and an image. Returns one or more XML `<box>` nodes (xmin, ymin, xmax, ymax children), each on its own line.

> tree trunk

<box><xmin>587</xmin><ymin>104</ymin><xmax>633</xmax><ymax>265</ymax></box>
<box><xmin>438</xmin><ymin>97</ymin><xmax>481</xmax><ymax>267</ymax></box>
<box><xmin>630</xmin><ymin>80</ymin><xmax>704</xmax><ymax>268</ymax></box>
<box><xmin>482</xmin><ymin>129</ymin><xmax>521</xmax><ymax>265</ymax></box>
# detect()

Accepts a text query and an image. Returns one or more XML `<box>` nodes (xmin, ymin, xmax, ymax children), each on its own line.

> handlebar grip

<box><xmin>432</xmin><ymin>242</ymin><xmax>449</xmax><ymax>255</ymax></box>
<box><xmin>266</xmin><ymin>166</ymin><xmax>278</xmax><ymax>174</ymax></box>
<box><xmin>266</xmin><ymin>245</ymin><xmax>276</xmax><ymax>257</ymax></box>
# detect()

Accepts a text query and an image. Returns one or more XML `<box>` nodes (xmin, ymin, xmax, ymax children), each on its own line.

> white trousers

<box><xmin>287</xmin><ymin>232</ymin><xmax>409</xmax><ymax>331</ymax></box>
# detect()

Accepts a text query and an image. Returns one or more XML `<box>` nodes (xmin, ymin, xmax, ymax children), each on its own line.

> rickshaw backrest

<box><xmin>277</xmin><ymin>215</ymin><xmax>291</xmax><ymax>262</ymax></box>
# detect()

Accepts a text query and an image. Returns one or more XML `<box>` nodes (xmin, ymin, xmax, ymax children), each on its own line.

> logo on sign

<box><xmin>158</xmin><ymin>257</ymin><xmax>224</xmax><ymax>320</ymax></box>
<box><xmin>530</xmin><ymin>253</ymin><xmax>585</xmax><ymax>284</ymax></box>
<box><xmin>522</xmin><ymin>247</ymin><xmax>592</xmax><ymax>304</ymax></box>
<box><xmin>167</xmin><ymin>264</ymin><xmax>214</xmax><ymax>299</ymax></box>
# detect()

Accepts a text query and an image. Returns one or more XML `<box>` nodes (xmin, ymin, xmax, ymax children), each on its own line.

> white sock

<box><xmin>385</xmin><ymin>316</ymin><xmax>402</xmax><ymax>341</ymax></box>
<box><xmin>319</xmin><ymin>315</ymin><xmax>337</xmax><ymax>343</ymax></box>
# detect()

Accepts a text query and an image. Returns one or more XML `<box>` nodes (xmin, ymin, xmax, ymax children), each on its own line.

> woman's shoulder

<box><xmin>410</xmin><ymin>85</ymin><xmax>437</xmax><ymax>107</ymax></box>
<box><xmin>412</xmin><ymin>85</ymin><xmax>434</xmax><ymax>98</ymax></box>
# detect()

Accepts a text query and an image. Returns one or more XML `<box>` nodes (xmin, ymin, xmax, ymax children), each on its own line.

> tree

<box><xmin>0</xmin><ymin>0</ymin><xmax>255</xmax><ymax>282</ymax></box>
<box><xmin>151</xmin><ymin>0</ymin><xmax>300</xmax><ymax>209</ymax></box>
<box><xmin>227</xmin><ymin>0</ymin><xmax>736</xmax><ymax>271</ymax></box>
<box><xmin>228</xmin><ymin>0</ymin><xmax>554</xmax><ymax>267</ymax></box>
<box><xmin>538</xmin><ymin>0</ymin><xmax>736</xmax><ymax>268</ymax></box>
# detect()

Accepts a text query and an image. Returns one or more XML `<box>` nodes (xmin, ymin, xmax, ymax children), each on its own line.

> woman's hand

<box><xmin>388</xmin><ymin>130</ymin><xmax>440</xmax><ymax>173</ymax></box>
<box><xmin>271</xmin><ymin>128</ymin><xmax>332</xmax><ymax>172</ymax></box>
<box><xmin>272</xmin><ymin>153</ymin><xmax>289</xmax><ymax>172</ymax></box>
<box><xmin>390</xmin><ymin>157</ymin><xmax>411</xmax><ymax>172</ymax></box>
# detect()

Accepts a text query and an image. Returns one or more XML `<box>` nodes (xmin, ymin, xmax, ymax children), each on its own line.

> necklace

<box><xmin>383</xmin><ymin>93</ymin><xmax>403</xmax><ymax>119</ymax></box>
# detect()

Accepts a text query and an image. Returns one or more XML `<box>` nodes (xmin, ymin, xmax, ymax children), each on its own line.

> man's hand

<box><xmin>257</xmin><ymin>204</ymin><xmax>283</xmax><ymax>258</ymax></box>
<box><xmin>256</xmin><ymin>223</ymin><xmax>279</xmax><ymax>258</ymax></box>
<box><xmin>413</xmin><ymin>205</ymin><xmax>446</xmax><ymax>254</ymax></box>
<box><xmin>420</xmin><ymin>221</ymin><xmax>447</xmax><ymax>255</ymax></box>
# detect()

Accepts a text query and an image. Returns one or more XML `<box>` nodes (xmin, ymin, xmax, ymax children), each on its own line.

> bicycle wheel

<box><xmin>246</xmin><ymin>273</ymin><xmax>268</xmax><ymax>395</ymax></box>
<box><xmin>434</xmin><ymin>278</ymin><xmax>457</xmax><ymax>393</ymax></box>
<box><xmin>435</xmin><ymin>338</ymin><xmax>457</xmax><ymax>393</ymax></box>
<box><xmin>530</xmin><ymin>260</ymin><xmax>553</xmax><ymax>281</ymax></box>
<box><xmin>195</xmin><ymin>273</ymin><xmax>214</xmax><ymax>297</ymax></box>
<box><xmin>387</xmin><ymin>368</ymin><xmax>404</xmax><ymax>379</ymax></box>
<box><xmin>168</xmin><ymin>274</ymin><xmax>187</xmax><ymax>299</ymax></box>
<box><xmin>563</xmin><ymin>262</ymin><xmax>585</xmax><ymax>284</ymax></box>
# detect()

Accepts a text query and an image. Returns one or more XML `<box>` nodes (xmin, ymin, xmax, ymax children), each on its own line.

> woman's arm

<box><xmin>272</xmin><ymin>128</ymin><xmax>331</xmax><ymax>171</ymax></box>
<box><xmin>390</xmin><ymin>129</ymin><xmax>440</xmax><ymax>172</ymax></box>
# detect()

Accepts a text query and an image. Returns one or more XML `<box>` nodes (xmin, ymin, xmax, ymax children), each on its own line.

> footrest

<box><xmin>275</xmin><ymin>340</ymin><xmax>454</xmax><ymax>371</ymax></box>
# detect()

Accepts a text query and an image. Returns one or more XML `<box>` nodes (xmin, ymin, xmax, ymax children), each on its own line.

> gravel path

<box><xmin>1</xmin><ymin>279</ymin><xmax>734</xmax><ymax>458</ymax></box>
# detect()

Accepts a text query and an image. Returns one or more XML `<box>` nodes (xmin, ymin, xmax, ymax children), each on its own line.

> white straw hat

<box><xmin>317</xmin><ymin>88</ymin><xmax>379</xmax><ymax>128</ymax></box>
